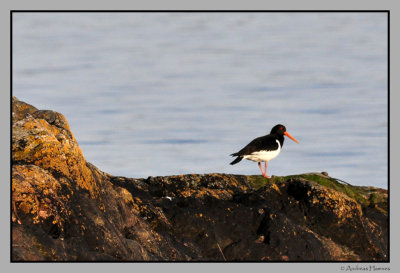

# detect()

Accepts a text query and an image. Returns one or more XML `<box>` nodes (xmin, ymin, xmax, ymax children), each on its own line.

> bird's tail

<box><xmin>230</xmin><ymin>154</ymin><xmax>243</xmax><ymax>165</ymax></box>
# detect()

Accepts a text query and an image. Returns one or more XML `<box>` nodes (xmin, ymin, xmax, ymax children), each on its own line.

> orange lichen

<box><xmin>12</xmin><ymin>114</ymin><xmax>99</xmax><ymax>198</ymax></box>
<box><xmin>305</xmin><ymin>185</ymin><xmax>363</xmax><ymax>224</ymax></box>
<box><xmin>12</xmin><ymin>165</ymin><xmax>67</xmax><ymax>228</ymax></box>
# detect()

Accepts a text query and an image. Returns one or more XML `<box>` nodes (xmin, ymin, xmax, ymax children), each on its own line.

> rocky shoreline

<box><xmin>11</xmin><ymin>97</ymin><xmax>388</xmax><ymax>261</ymax></box>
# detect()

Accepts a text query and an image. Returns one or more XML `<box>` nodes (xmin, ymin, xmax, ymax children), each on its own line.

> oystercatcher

<box><xmin>230</xmin><ymin>124</ymin><xmax>299</xmax><ymax>178</ymax></box>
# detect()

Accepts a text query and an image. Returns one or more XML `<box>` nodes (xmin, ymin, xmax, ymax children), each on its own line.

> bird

<box><xmin>230</xmin><ymin>124</ymin><xmax>299</xmax><ymax>178</ymax></box>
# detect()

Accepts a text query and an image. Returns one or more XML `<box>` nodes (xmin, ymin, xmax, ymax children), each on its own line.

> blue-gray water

<box><xmin>12</xmin><ymin>13</ymin><xmax>388</xmax><ymax>188</ymax></box>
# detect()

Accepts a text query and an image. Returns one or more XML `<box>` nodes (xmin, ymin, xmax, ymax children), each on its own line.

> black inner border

<box><xmin>10</xmin><ymin>10</ymin><xmax>390</xmax><ymax>264</ymax></box>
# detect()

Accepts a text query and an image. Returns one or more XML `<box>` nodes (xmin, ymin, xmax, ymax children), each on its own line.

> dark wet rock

<box><xmin>12</xmin><ymin>97</ymin><xmax>388</xmax><ymax>261</ymax></box>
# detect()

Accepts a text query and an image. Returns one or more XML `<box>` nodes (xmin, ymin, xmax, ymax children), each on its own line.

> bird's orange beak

<box><xmin>284</xmin><ymin>132</ymin><xmax>299</xmax><ymax>144</ymax></box>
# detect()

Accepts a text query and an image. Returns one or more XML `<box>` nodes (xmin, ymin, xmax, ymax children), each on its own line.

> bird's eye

<box><xmin>280</xmin><ymin>126</ymin><xmax>283</xmax><ymax>130</ymax></box>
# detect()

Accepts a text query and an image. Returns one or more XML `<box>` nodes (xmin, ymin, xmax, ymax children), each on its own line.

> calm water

<box><xmin>12</xmin><ymin>13</ymin><xmax>388</xmax><ymax>188</ymax></box>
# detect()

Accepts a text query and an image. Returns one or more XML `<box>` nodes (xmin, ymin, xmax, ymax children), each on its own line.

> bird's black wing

<box><xmin>232</xmin><ymin>135</ymin><xmax>279</xmax><ymax>156</ymax></box>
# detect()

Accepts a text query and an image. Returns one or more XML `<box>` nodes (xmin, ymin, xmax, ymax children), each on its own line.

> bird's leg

<box><xmin>263</xmin><ymin>162</ymin><xmax>270</xmax><ymax>178</ymax></box>
<box><xmin>258</xmin><ymin>162</ymin><xmax>265</xmax><ymax>176</ymax></box>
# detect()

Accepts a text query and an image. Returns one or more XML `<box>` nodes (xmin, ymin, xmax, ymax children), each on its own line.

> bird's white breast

<box><xmin>243</xmin><ymin>140</ymin><xmax>281</xmax><ymax>162</ymax></box>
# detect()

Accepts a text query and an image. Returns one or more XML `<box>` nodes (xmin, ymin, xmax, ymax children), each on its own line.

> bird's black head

<box><xmin>270</xmin><ymin>124</ymin><xmax>286</xmax><ymax>135</ymax></box>
<box><xmin>270</xmin><ymin>124</ymin><xmax>299</xmax><ymax>143</ymax></box>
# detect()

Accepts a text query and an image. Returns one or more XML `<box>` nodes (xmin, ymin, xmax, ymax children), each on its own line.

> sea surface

<box><xmin>12</xmin><ymin>12</ymin><xmax>388</xmax><ymax>188</ymax></box>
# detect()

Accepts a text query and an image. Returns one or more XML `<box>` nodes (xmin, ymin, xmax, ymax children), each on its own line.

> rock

<box><xmin>11</xmin><ymin>97</ymin><xmax>388</xmax><ymax>261</ymax></box>
<box><xmin>12</xmin><ymin>96</ymin><xmax>38</xmax><ymax>122</ymax></box>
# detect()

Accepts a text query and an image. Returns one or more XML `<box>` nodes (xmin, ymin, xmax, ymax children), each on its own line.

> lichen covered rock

<box><xmin>12</xmin><ymin>97</ymin><xmax>99</xmax><ymax>196</ymax></box>
<box><xmin>11</xmin><ymin>97</ymin><xmax>388</xmax><ymax>261</ymax></box>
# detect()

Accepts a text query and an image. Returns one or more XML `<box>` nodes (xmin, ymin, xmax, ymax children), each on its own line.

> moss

<box><xmin>368</xmin><ymin>193</ymin><xmax>377</xmax><ymax>207</ymax></box>
<box><xmin>299</xmin><ymin>174</ymin><xmax>369</xmax><ymax>206</ymax></box>
<box><xmin>247</xmin><ymin>175</ymin><xmax>272</xmax><ymax>189</ymax></box>
<box><xmin>367</xmin><ymin>192</ymin><xmax>388</xmax><ymax>213</ymax></box>
<box><xmin>246</xmin><ymin>173</ymin><xmax>382</xmax><ymax>208</ymax></box>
